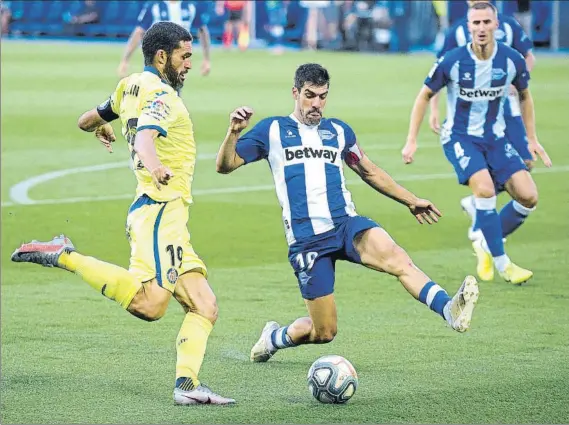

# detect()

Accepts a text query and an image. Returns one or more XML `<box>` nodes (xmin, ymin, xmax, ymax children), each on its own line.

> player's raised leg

<box><xmin>9</xmin><ymin>235</ymin><xmax>174</xmax><ymax>319</ymax></box>
<box><xmin>354</xmin><ymin>227</ymin><xmax>479</xmax><ymax>332</ymax></box>
<box><xmin>172</xmin><ymin>271</ymin><xmax>236</xmax><ymax>405</ymax></box>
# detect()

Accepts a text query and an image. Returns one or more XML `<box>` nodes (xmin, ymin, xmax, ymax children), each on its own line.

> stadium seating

<box><xmin>5</xmin><ymin>0</ymin><xmax>556</xmax><ymax>48</ymax></box>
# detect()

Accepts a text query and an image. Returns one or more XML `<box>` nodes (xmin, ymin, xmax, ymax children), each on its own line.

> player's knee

<box><xmin>518</xmin><ymin>191</ymin><xmax>538</xmax><ymax>209</ymax></box>
<box><xmin>475</xmin><ymin>186</ymin><xmax>496</xmax><ymax>199</ymax></box>
<box><xmin>193</xmin><ymin>295</ymin><xmax>219</xmax><ymax>325</ymax></box>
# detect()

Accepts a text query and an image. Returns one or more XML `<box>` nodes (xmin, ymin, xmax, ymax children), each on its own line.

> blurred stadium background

<box><xmin>1</xmin><ymin>1</ymin><xmax>568</xmax><ymax>424</ymax></box>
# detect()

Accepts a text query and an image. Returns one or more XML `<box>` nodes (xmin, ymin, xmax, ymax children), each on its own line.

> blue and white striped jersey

<box><xmin>437</xmin><ymin>13</ymin><xmax>533</xmax><ymax>58</ymax></box>
<box><xmin>426</xmin><ymin>42</ymin><xmax>530</xmax><ymax>145</ymax></box>
<box><xmin>137</xmin><ymin>1</ymin><xmax>211</xmax><ymax>32</ymax></box>
<box><xmin>235</xmin><ymin>114</ymin><xmax>364</xmax><ymax>245</ymax></box>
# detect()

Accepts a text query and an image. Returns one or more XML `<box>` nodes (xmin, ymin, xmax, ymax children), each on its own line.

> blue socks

<box><xmin>270</xmin><ymin>326</ymin><xmax>297</xmax><ymax>350</ymax></box>
<box><xmin>418</xmin><ymin>281</ymin><xmax>451</xmax><ymax>319</ymax></box>
<box><xmin>499</xmin><ymin>200</ymin><xmax>534</xmax><ymax>238</ymax></box>
<box><xmin>474</xmin><ymin>196</ymin><xmax>506</xmax><ymax>256</ymax></box>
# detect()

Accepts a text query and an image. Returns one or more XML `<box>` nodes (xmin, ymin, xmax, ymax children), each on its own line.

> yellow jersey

<box><xmin>106</xmin><ymin>66</ymin><xmax>196</xmax><ymax>204</ymax></box>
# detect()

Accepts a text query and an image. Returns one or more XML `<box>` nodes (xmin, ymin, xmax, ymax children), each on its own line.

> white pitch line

<box><xmin>1</xmin><ymin>144</ymin><xmax>439</xmax><ymax>208</ymax></box>
<box><xmin>2</xmin><ymin>164</ymin><xmax>568</xmax><ymax>208</ymax></box>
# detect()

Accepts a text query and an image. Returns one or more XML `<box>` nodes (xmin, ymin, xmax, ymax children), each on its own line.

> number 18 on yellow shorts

<box><xmin>126</xmin><ymin>194</ymin><xmax>207</xmax><ymax>292</ymax></box>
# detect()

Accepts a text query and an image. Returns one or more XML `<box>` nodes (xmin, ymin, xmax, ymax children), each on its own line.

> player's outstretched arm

<box><xmin>118</xmin><ymin>26</ymin><xmax>145</xmax><ymax>78</ymax></box>
<box><xmin>198</xmin><ymin>25</ymin><xmax>212</xmax><ymax>76</ymax></box>
<box><xmin>347</xmin><ymin>154</ymin><xmax>442</xmax><ymax>224</ymax></box>
<box><xmin>402</xmin><ymin>85</ymin><xmax>435</xmax><ymax>164</ymax></box>
<box><xmin>519</xmin><ymin>88</ymin><xmax>552</xmax><ymax>167</ymax></box>
<box><xmin>215</xmin><ymin>106</ymin><xmax>253</xmax><ymax>174</ymax></box>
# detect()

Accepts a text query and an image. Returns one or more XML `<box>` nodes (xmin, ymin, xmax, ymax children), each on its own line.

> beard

<box><xmin>164</xmin><ymin>58</ymin><xmax>184</xmax><ymax>91</ymax></box>
<box><xmin>302</xmin><ymin>109</ymin><xmax>322</xmax><ymax>126</ymax></box>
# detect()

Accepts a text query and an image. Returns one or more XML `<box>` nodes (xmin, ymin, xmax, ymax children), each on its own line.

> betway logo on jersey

<box><xmin>284</xmin><ymin>146</ymin><xmax>339</xmax><ymax>165</ymax></box>
<box><xmin>459</xmin><ymin>86</ymin><xmax>505</xmax><ymax>101</ymax></box>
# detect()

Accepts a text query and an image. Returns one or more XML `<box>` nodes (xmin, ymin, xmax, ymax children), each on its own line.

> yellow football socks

<box><xmin>175</xmin><ymin>312</ymin><xmax>213</xmax><ymax>387</ymax></box>
<box><xmin>58</xmin><ymin>252</ymin><xmax>141</xmax><ymax>309</ymax></box>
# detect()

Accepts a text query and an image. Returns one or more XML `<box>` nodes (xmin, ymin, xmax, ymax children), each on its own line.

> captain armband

<box><xmin>96</xmin><ymin>97</ymin><xmax>119</xmax><ymax>122</ymax></box>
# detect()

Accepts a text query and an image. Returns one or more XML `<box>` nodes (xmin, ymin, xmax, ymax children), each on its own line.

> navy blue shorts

<box><xmin>443</xmin><ymin>136</ymin><xmax>527</xmax><ymax>188</ymax></box>
<box><xmin>504</xmin><ymin>95</ymin><xmax>532</xmax><ymax>161</ymax></box>
<box><xmin>288</xmin><ymin>216</ymin><xmax>380</xmax><ymax>300</ymax></box>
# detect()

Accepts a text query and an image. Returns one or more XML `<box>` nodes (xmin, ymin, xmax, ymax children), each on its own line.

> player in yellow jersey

<box><xmin>11</xmin><ymin>21</ymin><xmax>235</xmax><ymax>406</ymax></box>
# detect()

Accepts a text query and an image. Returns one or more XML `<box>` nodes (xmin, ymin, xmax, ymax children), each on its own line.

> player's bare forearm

<box><xmin>407</xmin><ymin>86</ymin><xmax>433</xmax><ymax>141</ymax></box>
<box><xmin>350</xmin><ymin>156</ymin><xmax>418</xmax><ymax>207</ymax></box>
<box><xmin>525</xmin><ymin>51</ymin><xmax>536</xmax><ymax>72</ymax></box>
<box><xmin>216</xmin><ymin>130</ymin><xmax>245</xmax><ymax>174</ymax></box>
<box><xmin>134</xmin><ymin>129</ymin><xmax>162</xmax><ymax>172</ymax></box>
<box><xmin>78</xmin><ymin>108</ymin><xmax>108</xmax><ymax>132</ymax></box>
<box><xmin>429</xmin><ymin>92</ymin><xmax>439</xmax><ymax>115</ymax></box>
<box><xmin>122</xmin><ymin>27</ymin><xmax>144</xmax><ymax>62</ymax></box>
<box><xmin>199</xmin><ymin>27</ymin><xmax>211</xmax><ymax>61</ymax></box>
<box><xmin>519</xmin><ymin>88</ymin><xmax>537</xmax><ymax>140</ymax></box>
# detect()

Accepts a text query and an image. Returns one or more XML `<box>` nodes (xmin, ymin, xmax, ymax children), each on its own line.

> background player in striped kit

<box><xmin>429</xmin><ymin>0</ymin><xmax>540</xmax><ymax>245</ymax></box>
<box><xmin>118</xmin><ymin>1</ymin><xmax>212</xmax><ymax>78</ymax></box>
<box><xmin>216</xmin><ymin>63</ymin><xmax>480</xmax><ymax>363</ymax></box>
<box><xmin>402</xmin><ymin>2</ymin><xmax>551</xmax><ymax>285</ymax></box>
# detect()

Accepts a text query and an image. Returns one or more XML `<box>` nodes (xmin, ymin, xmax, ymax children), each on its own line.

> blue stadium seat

<box><xmin>82</xmin><ymin>1</ymin><xmax>121</xmax><ymax>37</ymax></box>
<box><xmin>43</xmin><ymin>1</ymin><xmax>65</xmax><ymax>35</ymax></box>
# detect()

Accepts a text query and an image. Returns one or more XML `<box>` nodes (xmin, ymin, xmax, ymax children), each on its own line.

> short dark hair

<box><xmin>294</xmin><ymin>63</ymin><xmax>330</xmax><ymax>90</ymax></box>
<box><xmin>142</xmin><ymin>21</ymin><xmax>193</xmax><ymax>66</ymax></box>
<box><xmin>469</xmin><ymin>1</ymin><xmax>497</xmax><ymax>15</ymax></box>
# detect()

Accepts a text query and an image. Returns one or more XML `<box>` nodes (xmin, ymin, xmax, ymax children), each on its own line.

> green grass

<box><xmin>2</xmin><ymin>41</ymin><xmax>569</xmax><ymax>424</ymax></box>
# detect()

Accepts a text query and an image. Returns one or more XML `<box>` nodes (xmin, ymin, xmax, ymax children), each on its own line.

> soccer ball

<box><xmin>307</xmin><ymin>355</ymin><xmax>358</xmax><ymax>404</ymax></box>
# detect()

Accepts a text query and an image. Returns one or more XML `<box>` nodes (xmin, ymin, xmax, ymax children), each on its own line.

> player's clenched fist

<box><xmin>229</xmin><ymin>106</ymin><xmax>254</xmax><ymax>133</ymax></box>
<box><xmin>401</xmin><ymin>139</ymin><xmax>417</xmax><ymax>164</ymax></box>
<box><xmin>151</xmin><ymin>165</ymin><xmax>174</xmax><ymax>190</ymax></box>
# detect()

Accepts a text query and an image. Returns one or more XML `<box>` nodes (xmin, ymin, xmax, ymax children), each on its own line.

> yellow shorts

<box><xmin>126</xmin><ymin>194</ymin><xmax>207</xmax><ymax>293</ymax></box>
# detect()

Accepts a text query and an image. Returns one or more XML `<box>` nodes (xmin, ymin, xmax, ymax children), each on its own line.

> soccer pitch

<box><xmin>1</xmin><ymin>41</ymin><xmax>568</xmax><ymax>424</ymax></box>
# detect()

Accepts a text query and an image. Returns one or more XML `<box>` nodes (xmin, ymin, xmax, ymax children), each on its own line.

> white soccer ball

<box><xmin>307</xmin><ymin>355</ymin><xmax>358</xmax><ymax>404</ymax></box>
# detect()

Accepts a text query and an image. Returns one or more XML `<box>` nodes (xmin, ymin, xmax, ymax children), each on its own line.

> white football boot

<box><xmin>444</xmin><ymin>275</ymin><xmax>479</xmax><ymax>333</ymax></box>
<box><xmin>250</xmin><ymin>321</ymin><xmax>279</xmax><ymax>362</ymax></box>
<box><xmin>174</xmin><ymin>384</ymin><xmax>236</xmax><ymax>405</ymax></box>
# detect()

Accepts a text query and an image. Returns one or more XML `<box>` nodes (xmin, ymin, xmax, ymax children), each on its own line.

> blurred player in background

<box><xmin>118</xmin><ymin>0</ymin><xmax>212</xmax><ymax>77</ymax></box>
<box><xmin>216</xmin><ymin>63</ymin><xmax>480</xmax><ymax>363</ymax></box>
<box><xmin>12</xmin><ymin>22</ymin><xmax>235</xmax><ymax>406</ymax></box>
<box><xmin>429</xmin><ymin>0</ymin><xmax>539</xmax><ymax>244</ymax></box>
<box><xmin>217</xmin><ymin>0</ymin><xmax>250</xmax><ymax>51</ymax></box>
<box><xmin>265</xmin><ymin>0</ymin><xmax>289</xmax><ymax>55</ymax></box>
<box><xmin>403</xmin><ymin>2</ymin><xmax>551</xmax><ymax>284</ymax></box>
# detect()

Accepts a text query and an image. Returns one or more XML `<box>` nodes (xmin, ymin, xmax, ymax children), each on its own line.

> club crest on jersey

<box><xmin>462</xmin><ymin>72</ymin><xmax>472</xmax><ymax>81</ymax></box>
<box><xmin>317</xmin><ymin>129</ymin><xmax>335</xmax><ymax>141</ymax></box>
<box><xmin>492</xmin><ymin>68</ymin><xmax>507</xmax><ymax>80</ymax></box>
<box><xmin>166</xmin><ymin>267</ymin><xmax>179</xmax><ymax>284</ymax></box>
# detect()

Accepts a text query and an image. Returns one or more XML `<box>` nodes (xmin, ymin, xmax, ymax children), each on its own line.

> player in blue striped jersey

<box><xmin>430</xmin><ymin>0</ymin><xmax>537</xmax><ymax>243</ymax></box>
<box><xmin>403</xmin><ymin>2</ymin><xmax>551</xmax><ymax>285</ymax></box>
<box><xmin>118</xmin><ymin>1</ymin><xmax>212</xmax><ymax>78</ymax></box>
<box><xmin>216</xmin><ymin>63</ymin><xmax>480</xmax><ymax>363</ymax></box>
